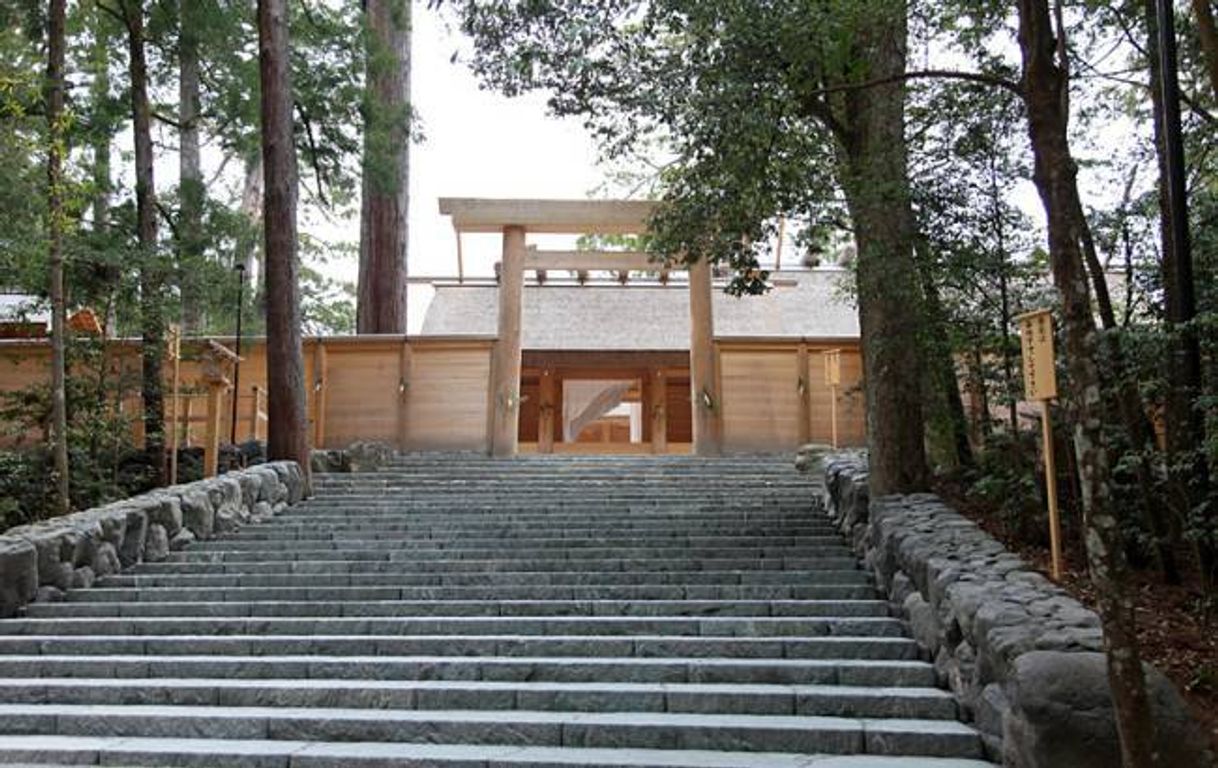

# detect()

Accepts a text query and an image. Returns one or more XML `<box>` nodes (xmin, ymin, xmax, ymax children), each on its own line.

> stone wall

<box><xmin>0</xmin><ymin>461</ymin><xmax>306</xmax><ymax>617</ymax></box>
<box><xmin>817</xmin><ymin>452</ymin><xmax>1211</xmax><ymax>768</ymax></box>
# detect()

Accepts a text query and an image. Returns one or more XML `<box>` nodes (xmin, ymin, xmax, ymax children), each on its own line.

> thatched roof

<box><xmin>420</xmin><ymin>269</ymin><xmax>859</xmax><ymax>351</ymax></box>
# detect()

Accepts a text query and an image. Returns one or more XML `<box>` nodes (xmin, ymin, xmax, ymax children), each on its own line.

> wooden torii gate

<box><xmin>439</xmin><ymin>198</ymin><xmax>722</xmax><ymax>457</ymax></box>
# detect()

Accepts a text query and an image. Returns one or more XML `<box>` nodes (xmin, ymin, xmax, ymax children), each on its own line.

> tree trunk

<box><xmin>1015</xmin><ymin>1</ymin><xmax>1159</xmax><ymax>765</ymax></box>
<box><xmin>837</xmin><ymin>2</ymin><xmax>928</xmax><ymax>494</ymax></box>
<box><xmin>179</xmin><ymin>0</ymin><xmax>205</xmax><ymax>332</ymax></box>
<box><xmin>258</xmin><ymin>0</ymin><xmax>311</xmax><ymax>483</ymax></box>
<box><xmin>123</xmin><ymin>0</ymin><xmax>165</xmax><ymax>478</ymax></box>
<box><xmin>916</xmin><ymin>245</ymin><xmax>973</xmax><ymax>470</ymax></box>
<box><xmin>1191</xmin><ymin>0</ymin><xmax>1218</xmax><ymax>99</ymax></box>
<box><xmin>47</xmin><ymin>0</ymin><xmax>70</xmax><ymax>516</ymax></box>
<box><xmin>90</xmin><ymin>1</ymin><xmax>117</xmax><ymax>334</ymax></box>
<box><xmin>356</xmin><ymin>0</ymin><xmax>411</xmax><ymax>334</ymax></box>
<box><xmin>1149</xmin><ymin>0</ymin><xmax>1214</xmax><ymax>587</ymax></box>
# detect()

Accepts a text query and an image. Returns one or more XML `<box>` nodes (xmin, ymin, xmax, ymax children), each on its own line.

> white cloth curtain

<box><xmin>563</xmin><ymin>380</ymin><xmax>633</xmax><ymax>442</ymax></box>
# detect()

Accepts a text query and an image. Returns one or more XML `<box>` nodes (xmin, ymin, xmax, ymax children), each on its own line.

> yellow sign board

<box><xmin>823</xmin><ymin>349</ymin><xmax>842</xmax><ymax>388</ymax></box>
<box><xmin>1018</xmin><ymin>310</ymin><xmax>1057</xmax><ymax>401</ymax></box>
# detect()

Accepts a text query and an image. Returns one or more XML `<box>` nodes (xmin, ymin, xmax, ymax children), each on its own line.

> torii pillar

<box><xmin>490</xmin><ymin>225</ymin><xmax>526</xmax><ymax>457</ymax></box>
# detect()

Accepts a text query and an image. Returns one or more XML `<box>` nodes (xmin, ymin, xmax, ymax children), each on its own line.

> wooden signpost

<box><xmin>824</xmin><ymin>349</ymin><xmax>842</xmax><ymax>449</ymax></box>
<box><xmin>1017</xmin><ymin>309</ymin><xmax>1063</xmax><ymax>580</ymax></box>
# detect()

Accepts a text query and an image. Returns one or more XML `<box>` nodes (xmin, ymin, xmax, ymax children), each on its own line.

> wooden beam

<box><xmin>688</xmin><ymin>258</ymin><xmax>721</xmax><ymax>455</ymax></box>
<box><xmin>203</xmin><ymin>380</ymin><xmax>226</xmax><ymax>478</ymax></box>
<box><xmin>439</xmin><ymin>198</ymin><xmax>657</xmax><ymax>235</ymax></box>
<box><xmin>490</xmin><ymin>225</ymin><xmax>526</xmax><ymax>456</ymax></box>
<box><xmin>523</xmin><ymin>250</ymin><xmax>661</xmax><ymax>272</ymax></box>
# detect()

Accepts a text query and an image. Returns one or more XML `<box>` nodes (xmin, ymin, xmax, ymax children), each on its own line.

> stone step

<box><xmin>162</xmin><ymin>553</ymin><xmax>861</xmax><ymax>571</ymax></box>
<box><xmin>0</xmin><ymin>615</ymin><xmax>909</xmax><ymax>638</ymax></box>
<box><xmin>0</xmin><ymin>735</ymin><xmax>996</xmax><ymax>767</ymax></box>
<box><xmin>74</xmin><ymin>583</ymin><xmax>881</xmax><ymax>603</ymax></box>
<box><xmin>227</xmin><ymin>524</ymin><xmax>840</xmax><ymax>538</ymax></box>
<box><xmin>0</xmin><ymin>703</ymin><xmax>984</xmax><ymax>757</ymax></box>
<box><xmin>175</xmin><ymin>544</ymin><xmax>855</xmax><ymax>559</ymax></box>
<box><xmin>0</xmin><ymin>677</ymin><xmax>958</xmax><ymax>719</ymax></box>
<box><xmin>0</xmin><ymin>657</ymin><xmax>935</xmax><ymax>686</ymax></box>
<box><xmin>0</xmin><ymin>636</ymin><xmax>922</xmax><ymax>663</ymax></box>
<box><xmin>25</xmin><ymin>598</ymin><xmax>891</xmax><ymax>620</ymax></box>
<box><xmin>201</xmin><ymin>535</ymin><xmax>846</xmax><ymax>550</ymax></box>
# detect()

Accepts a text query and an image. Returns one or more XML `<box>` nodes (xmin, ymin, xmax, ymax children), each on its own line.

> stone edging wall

<box><xmin>819</xmin><ymin>453</ymin><xmax>1211</xmax><ymax>768</ymax></box>
<box><xmin>0</xmin><ymin>462</ymin><xmax>306</xmax><ymax>618</ymax></box>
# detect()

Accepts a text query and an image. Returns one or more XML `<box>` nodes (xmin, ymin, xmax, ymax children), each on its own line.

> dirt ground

<box><xmin>933</xmin><ymin>479</ymin><xmax>1218</xmax><ymax>751</ymax></box>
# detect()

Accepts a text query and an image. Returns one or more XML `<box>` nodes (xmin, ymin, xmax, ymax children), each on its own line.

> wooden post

<box><xmin>183</xmin><ymin>397</ymin><xmax>194</xmax><ymax>448</ymax></box>
<box><xmin>824</xmin><ymin>349</ymin><xmax>841</xmax><ymax>449</ymax></box>
<box><xmin>651</xmin><ymin>368</ymin><xmax>668</xmax><ymax>454</ymax></box>
<box><xmin>490</xmin><ymin>225</ymin><xmax>526</xmax><ymax>457</ymax></box>
<box><xmin>248</xmin><ymin>385</ymin><xmax>260</xmax><ymax>441</ymax></box>
<box><xmin>538</xmin><ymin>367</ymin><xmax>556</xmax><ymax>454</ymax></box>
<box><xmin>398</xmin><ymin>341</ymin><xmax>413</xmax><ymax>451</ymax></box>
<box><xmin>167</xmin><ymin>326</ymin><xmax>182</xmax><ymax>485</ymax></box>
<box><xmin>203</xmin><ymin>379</ymin><xmax>227</xmax><ymax>478</ymax></box>
<box><xmin>1041</xmin><ymin>401</ymin><xmax>1063</xmax><ymax>581</ymax></box>
<box><xmin>797</xmin><ymin>342</ymin><xmax>811</xmax><ymax>445</ymax></box>
<box><xmin>688</xmin><ymin>258</ymin><xmax>720</xmax><ymax>455</ymax></box>
<box><xmin>1018</xmin><ymin>309</ymin><xmax>1062</xmax><ymax>581</ymax></box>
<box><xmin>312</xmin><ymin>342</ymin><xmax>327</xmax><ymax>449</ymax></box>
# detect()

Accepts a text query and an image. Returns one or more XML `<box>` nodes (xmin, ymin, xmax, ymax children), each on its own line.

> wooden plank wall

<box><xmin>0</xmin><ymin>337</ymin><xmax>493</xmax><ymax>452</ymax></box>
<box><xmin>718</xmin><ymin>341</ymin><xmax>865</xmax><ymax>453</ymax></box>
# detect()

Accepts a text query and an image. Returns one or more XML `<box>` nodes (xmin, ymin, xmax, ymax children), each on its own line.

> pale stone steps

<box><xmin>0</xmin><ymin>735</ymin><xmax>997</xmax><ymax>768</ymax></box>
<box><xmin>0</xmin><ymin>678</ymin><xmax>958</xmax><ymax>719</ymax></box>
<box><xmin>0</xmin><ymin>657</ymin><xmax>930</xmax><ymax>686</ymax></box>
<box><xmin>197</xmin><ymin>535</ymin><xmax>847</xmax><ymax>550</ymax></box>
<box><xmin>0</xmin><ymin>455</ymin><xmax>986</xmax><ymax>765</ymax></box>
<box><xmin>26</xmin><ymin>599</ymin><xmax>890</xmax><ymax>619</ymax></box>
<box><xmin>0</xmin><ymin>615</ymin><xmax>909</xmax><ymax>638</ymax></box>
<box><xmin>0</xmin><ymin>639</ymin><xmax>924</xmax><ymax>664</ymax></box>
<box><xmin>0</xmin><ymin>704</ymin><xmax>984</xmax><ymax>757</ymax></box>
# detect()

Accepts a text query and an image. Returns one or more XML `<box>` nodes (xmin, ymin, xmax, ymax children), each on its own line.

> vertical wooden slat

<box><xmin>797</xmin><ymin>342</ymin><xmax>811</xmax><ymax>445</ymax></box>
<box><xmin>688</xmin><ymin>258</ymin><xmax>721</xmax><ymax>455</ymax></box>
<box><xmin>397</xmin><ymin>341</ymin><xmax>413</xmax><ymax>450</ymax></box>
<box><xmin>651</xmin><ymin>367</ymin><xmax>668</xmax><ymax>454</ymax></box>
<box><xmin>312</xmin><ymin>342</ymin><xmax>328</xmax><ymax>448</ymax></box>
<box><xmin>203</xmin><ymin>382</ymin><xmax>225</xmax><ymax>478</ymax></box>
<box><xmin>538</xmin><ymin>366</ymin><xmax>556</xmax><ymax>454</ymax></box>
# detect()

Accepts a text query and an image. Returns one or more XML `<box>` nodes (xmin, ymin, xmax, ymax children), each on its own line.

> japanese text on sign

<box><xmin>1018</xmin><ymin>310</ymin><xmax>1057</xmax><ymax>401</ymax></box>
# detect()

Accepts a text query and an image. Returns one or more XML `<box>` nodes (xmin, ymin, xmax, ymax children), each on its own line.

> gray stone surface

<box><xmin>1003</xmin><ymin>651</ymin><xmax>1211</xmax><ymax>768</ymax></box>
<box><xmin>0</xmin><ymin>537</ymin><xmax>37</xmax><ymax>618</ymax></box>
<box><xmin>822</xmin><ymin>454</ymin><xmax>1214</xmax><ymax>768</ymax></box>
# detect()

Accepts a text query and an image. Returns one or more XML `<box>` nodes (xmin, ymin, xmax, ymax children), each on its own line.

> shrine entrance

<box><xmin>439</xmin><ymin>198</ymin><xmax>722</xmax><ymax>458</ymax></box>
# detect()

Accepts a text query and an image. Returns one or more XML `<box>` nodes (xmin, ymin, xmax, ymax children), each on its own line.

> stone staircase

<box><xmin>0</xmin><ymin>454</ymin><xmax>990</xmax><ymax>767</ymax></box>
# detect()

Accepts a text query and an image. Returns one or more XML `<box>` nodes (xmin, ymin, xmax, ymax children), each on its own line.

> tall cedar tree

<box><xmin>179</xmin><ymin>0</ymin><xmax>205</xmax><ymax>331</ymax></box>
<box><xmin>47</xmin><ymin>0</ymin><xmax>70</xmax><ymax>514</ymax></box>
<box><xmin>357</xmin><ymin>0</ymin><xmax>411</xmax><ymax>334</ymax></box>
<box><xmin>1015</xmin><ymin>0</ymin><xmax>1158</xmax><ymax>763</ymax></box>
<box><xmin>258</xmin><ymin>0</ymin><xmax>311</xmax><ymax>481</ymax></box>
<box><xmin>114</xmin><ymin>0</ymin><xmax>166</xmax><ymax>478</ymax></box>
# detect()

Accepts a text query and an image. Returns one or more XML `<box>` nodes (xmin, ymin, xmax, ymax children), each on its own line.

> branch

<box><xmin>152</xmin><ymin>110</ymin><xmax>182</xmax><ymax>129</ymax></box>
<box><xmin>294</xmin><ymin>102</ymin><xmax>331</xmax><ymax>208</ymax></box>
<box><xmin>805</xmin><ymin>69</ymin><xmax>1024</xmax><ymax>100</ymax></box>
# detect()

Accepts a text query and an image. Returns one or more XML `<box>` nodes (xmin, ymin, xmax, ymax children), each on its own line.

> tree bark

<box><xmin>356</xmin><ymin>0</ymin><xmax>411</xmax><ymax>334</ymax></box>
<box><xmin>836</xmin><ymin>2</ymin><xmax>928</xmax><ymax>494</ymax></box>
<box><xmin>1149</xmin><ymin>0</ymin><xmax>1214</xmax><ymax>587</ymax></box>
<box><xmin>1016</xmin><ymin>1</ymin><xmax>1160</xmax><ymax>765</ymax></box>
<box><xmin>47</xmin><ymin>0</ymin><xmax>70</xmax><ymax>516</ymax></box>
<box><xmin>123</xmin><ymin>0</ymin><xmax>165</xmax><ymax>478</ymax></box>
<box><xmin>179</xmin><ymin>0</ymin><xmax>205</xmax><ymax>332</ymax></box>
<box><xmin>1191</xmin><ymin>0</ymin><xmax>1218</xmax><ymax>99</ymax></box>
<box><xmin>258</xmin><ymin>0</ymin><xmax>311</xmax><ymax>483</ymax></box>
